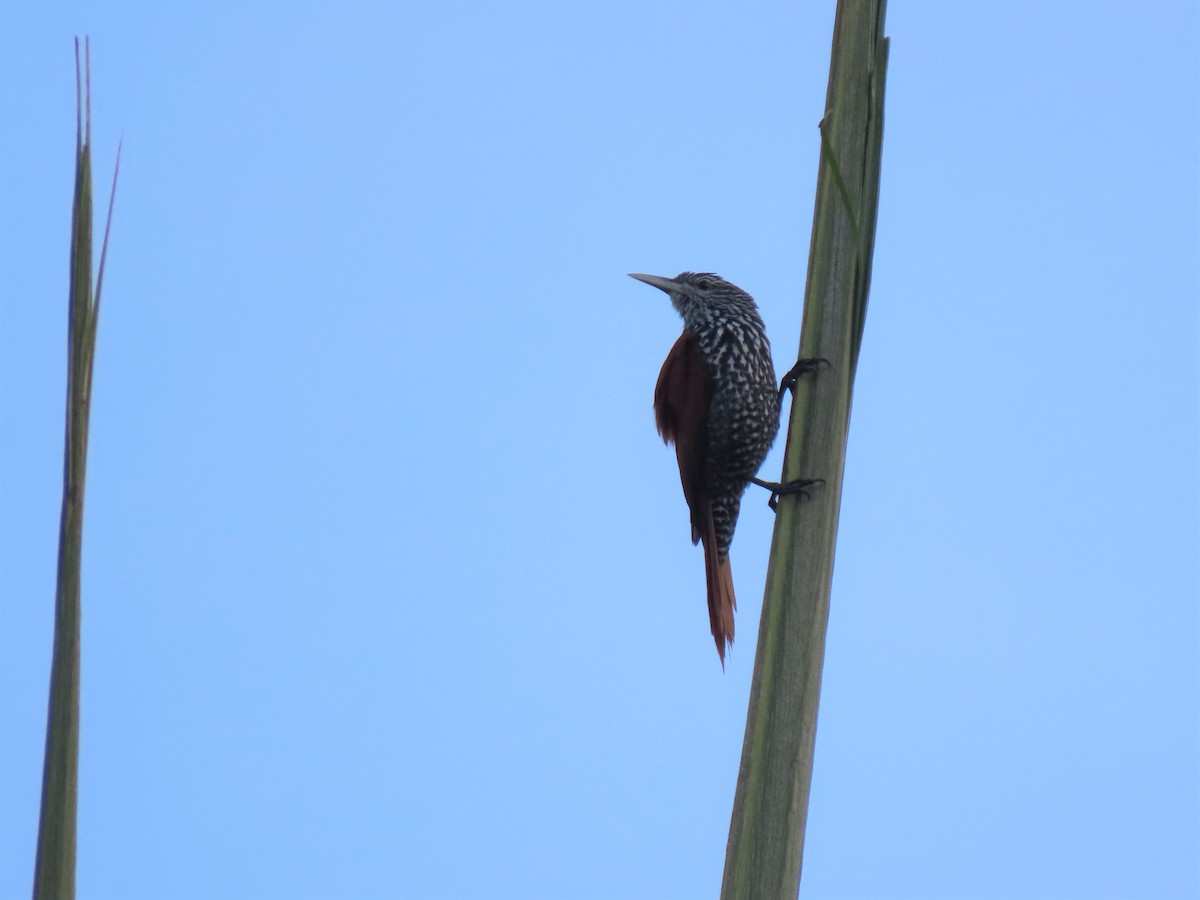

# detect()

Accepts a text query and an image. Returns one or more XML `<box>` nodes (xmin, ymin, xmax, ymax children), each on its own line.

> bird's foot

<box><xmin>750</xmin><ymin>477</ymin><xmax>825</xmax><ymax>512</ymax></box>
<box><xmin>779</xmin><ymin>357</ymin><xmax>830</xmax><ymax>401</ymax></box>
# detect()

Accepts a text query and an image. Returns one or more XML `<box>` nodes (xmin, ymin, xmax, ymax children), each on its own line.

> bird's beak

<box><xmin>628</xmin><ymin>273</ymin><xmax>677</xmax><ymax>294</ymax></box>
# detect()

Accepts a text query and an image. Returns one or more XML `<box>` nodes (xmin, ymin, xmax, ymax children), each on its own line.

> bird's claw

<box><xmin>750</xmin><ymin>477</ymin><xmax>825</xmax><ymax>512</ymax></box>
<box><xmin>778</xmin><ymin>357</ymin><xmax>831</xmax><ymax>401</ymax></box>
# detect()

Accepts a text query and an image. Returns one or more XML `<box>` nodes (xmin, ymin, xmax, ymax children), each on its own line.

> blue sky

<box><xmin>2</xmin><ymin>2</ymin><xmax>1197</xmax><ymax>898</ymax></box>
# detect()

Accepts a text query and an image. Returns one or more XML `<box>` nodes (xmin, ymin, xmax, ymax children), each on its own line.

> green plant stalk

<box><xmin>721</xmin><ymin>1</ymin><xmax>888</xmax><ymax>897</ymax></box>
<box><xmin>33</xmin><ymin>38</ymin><xmax>118</xmax><ymax>900</ymax></box>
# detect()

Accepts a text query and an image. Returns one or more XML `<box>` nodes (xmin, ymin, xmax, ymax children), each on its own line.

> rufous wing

<box><xmin>654</xmin><ymin>332</ymin><xmax>735</xmax><ymax>663</ymax></box>
<box><xmin>653</xmin><ymin>331</ymin><xmax>711</xmax><ymax>545</ymax></box>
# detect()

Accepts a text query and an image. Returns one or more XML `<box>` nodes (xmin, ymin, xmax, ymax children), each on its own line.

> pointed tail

<box><xmin>701</xmin><ymin>511</ymin><xmax>737</xmax><ymax>666</ymax></box>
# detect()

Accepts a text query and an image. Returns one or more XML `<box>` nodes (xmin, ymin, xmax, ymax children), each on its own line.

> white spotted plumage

<box><xmin>663</xmin><ymin>272</ymin><xmax>779</xmax><ymax>555</ymax></box>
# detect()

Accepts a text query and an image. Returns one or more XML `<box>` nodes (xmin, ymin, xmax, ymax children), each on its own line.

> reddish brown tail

<box><xmin>701</xmin><ymin>510</ymin><xmax>737</xmax><ymax>666</ymax></box>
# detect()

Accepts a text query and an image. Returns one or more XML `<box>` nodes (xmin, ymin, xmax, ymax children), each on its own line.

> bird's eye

<box><xmin>696</xmin><ymin>278</ymin><xmax>713</xmax><ymax>290</ymax></box>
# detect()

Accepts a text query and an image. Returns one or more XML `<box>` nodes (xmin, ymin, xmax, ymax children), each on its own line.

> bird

<box><xmin>631</xmin><ymin>271</ymin><xmax>780</xmax><ymax>665</ymax></box>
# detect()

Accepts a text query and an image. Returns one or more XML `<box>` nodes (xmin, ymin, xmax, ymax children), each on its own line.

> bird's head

<box><xmin>628</xmin><ymin>271</ymin><xmax>757</xmax><ymax>328</ymax></box>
